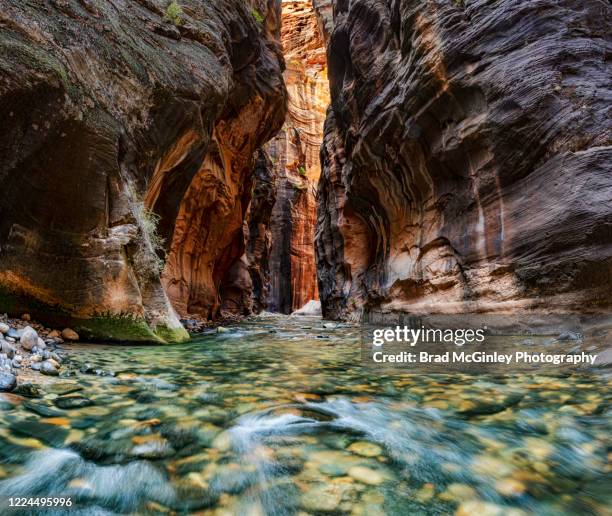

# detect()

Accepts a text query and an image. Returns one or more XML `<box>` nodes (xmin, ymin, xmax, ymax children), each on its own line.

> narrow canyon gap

<box><xmin>255</xmin><ymin>0</ymin><xmax>330</xmax><ymax>315</ymax></box>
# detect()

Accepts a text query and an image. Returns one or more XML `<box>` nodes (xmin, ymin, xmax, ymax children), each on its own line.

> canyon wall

<box><xmin>266</xmin><ymin>0</ymin><xmax>329</xmax><ymax>313</ymax></box>
<box><xmin>0</xmin><ymin>0</ymin><xmax>286</xmax><ymax>341</ymax></box>
<box><xmin>317</xmin><ymin>0</ymin><xmax>612</xmax><ymax>320</ymax></box>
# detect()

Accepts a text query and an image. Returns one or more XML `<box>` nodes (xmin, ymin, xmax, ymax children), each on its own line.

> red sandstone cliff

<box><xmin>0</xmin><ymin>0</ymin><xmax>287</xmax><ymax>341</ymax></box>
<box><xmin>316</xmin><ymin>0</ymin><xmax>612</xmax><ymax>320</ymax></box>
<box><xmin>266</xmin><ymin>0</ymin><xmax>329</xmax><ymax>313</ymax></box>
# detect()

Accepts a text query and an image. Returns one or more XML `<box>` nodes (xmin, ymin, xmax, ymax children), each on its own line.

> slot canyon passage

<box><xmin>0</xmin><ymin>0</ymin><xmax>611</xmax><ymax>515</ymax></box>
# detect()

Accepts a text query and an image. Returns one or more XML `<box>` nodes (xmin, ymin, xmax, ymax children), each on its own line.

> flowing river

<box><xmin>0</xmin><ymin>314</ymin><xmax>610</xmax><ymax>515</ymax></box>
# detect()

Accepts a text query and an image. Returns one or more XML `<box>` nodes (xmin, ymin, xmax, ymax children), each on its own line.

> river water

<box><xmin>0</xmin><ymin>314</ymin><xmax>609</xmax><ymax>515</ymax></box>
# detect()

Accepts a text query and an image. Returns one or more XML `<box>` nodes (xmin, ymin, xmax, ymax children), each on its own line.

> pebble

<box><xmin>456</xmin><ymin>500</ymin><xmax>527</xmax><ymax>516</ymax></box>
<box><xmin>415</xmin><ymin>483</ymin><xmax>435</xmax><ymax>502</ymax></box>
<box><xmin>130</xmin><ymin>439</ymin><xmax>175</xmax><ymax>459</ymax></box>
<box><xmin>348</xmin><ymin>441</ymin><xmax>383</xmax><ymax>457</ymax></box>
<box><xmin>494</xmin><ymin>478</ymin><xmax>526</xmax><ymax>497</ymax></box>
<box><xmin>0</xmin><ymin>323</ymin><xmax>9</xmax><ymax>334</ymax></box>
<box><xmin>558</xmin><ymin>331</ymin><xmax>580</xmax><ymax>341</ymax></box>
<box><xmin>471</xmin><ymin>456</ymin><xmax>514</xmax><ymax>478</ymax></box>
<box><xmin>1</xmin><ymin>341</ymin><xmax>15</xmax><ymax>359</ymax></box>
<box><xmin>439</xmin><ymin>483</ymin><xmax>477</xmax><ymax>502</ymax></box>
<box><xmin>0</xmin><ymin>371</ymin><xmax>17</xmax><ymax>391</ymax></box>
<box><xmin>6</xmin><ymin>329</ymin><xmax>20</xmax><ymax>339</ymax></box>
<box><xmin>61</xmin><ymin>328</ymin><xmax>80</xmax><ymax>341</ymax></box>
<box><xmin>300</xmin><ymin>483</ymin><xmax>351</xmax><ymax>513</ymax></box>
<box><xmin>55</xmin><ymin>395</ymin><xmax>92</xmax><ymax>409</ymax></box>
<box><xmin>40</xmin><ymin>360</ymin><xmax>60</xmax><ymax>376</ymax></box>
<box><xmin>347</xmin><ymin>466</ymin><xmax>385</xmax><ymax>485</ymax></box>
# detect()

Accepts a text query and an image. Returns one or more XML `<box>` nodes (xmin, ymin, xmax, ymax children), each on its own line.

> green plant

<box><xmin>251</xmin><ymin>8</ymin><xmax>264</xmax><ymax>24</ymax></box>
<box><xmin>298</xmin><ymin>165</ymin><xmax>307</xmax><ymax>177</ymax></box>
<box><xmin>164</xmin><ymin>1</ymin><xmax>183</xmax><ymax>26</ymax></box>
<box><xmin>127</xmin><ymin>185</ymin><xmax>165</xmax><ymax>279</ymax></box>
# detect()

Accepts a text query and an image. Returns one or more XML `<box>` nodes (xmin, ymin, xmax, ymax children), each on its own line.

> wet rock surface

<box><xmin>316</xmin><ymin>0</ymin><xmax>612</xmax><ymax>319</ymax></box>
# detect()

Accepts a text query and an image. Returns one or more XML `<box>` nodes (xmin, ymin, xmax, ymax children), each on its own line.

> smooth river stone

<box><xmin>347</xmin><ymin>441</ymin><xmax>383</xmax><ymax>457</ymax></box>
<box><xmin>0</xmin><ymin>372</ymin><xmax>16</xmax><ymax>392</ymax></box>
<box><xmin>347</xmin><ymin>466</ymin><xmax>386</xmax><ymax>485</ymax></box>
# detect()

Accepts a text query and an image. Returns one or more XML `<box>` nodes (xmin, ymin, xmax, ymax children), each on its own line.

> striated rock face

<box><xmin>266</xmin><ymin>0</ymin><xmax>329</xmax><ymax>313</ymax></box>
<box><xmin>317</xmin><ymin>0</ymin><xmax>612</xmax><ymax>320</ymax></box>
<box><xmin>0</xmin><ymin>0</ymin><xmax>286</xmax><ymax>341</ymax></box>
<box><xmin>246</xmin><ymin>150</ymin><xmax>277</xmax><ymax>314</ymax></box>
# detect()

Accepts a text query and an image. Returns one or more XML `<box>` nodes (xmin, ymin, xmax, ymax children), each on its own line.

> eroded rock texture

<box><xmin>317</xmin><ymin>0</ymin><xmax>612</xmax><ymax>320</ymax></box>
<box><xmin>0</xmin><ymin>0</ymin><xmax>286</xmax><ymax>341</ymax></box>
<box><xmin>266</xmin><ymin>0</ymin><xmax>329</xmax><ymax>313</ymax></box>
<box><xmin>246</xmin><ymin>150</ymin><xmax>277</xmax><ymax>313</ymax></box>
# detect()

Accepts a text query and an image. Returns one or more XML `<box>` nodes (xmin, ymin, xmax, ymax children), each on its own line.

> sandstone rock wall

<box><xmin>246</xmin><ymin>150</ymin><xmax>277</xmax><ymax>314</ymax></box>
<box><xmin>316</xmin><ymin>0</ymin><xmax>612</xmax><ymax>320</ymax></box>
<box><xmin>0</xmin><ymin>0</ymin><xmax>286</xmax><ymax>341</ymax></box>
<box><xmin>266</xmin><ymin>0</ymin><xmax>329</xmax><ymax>313</ymax></box>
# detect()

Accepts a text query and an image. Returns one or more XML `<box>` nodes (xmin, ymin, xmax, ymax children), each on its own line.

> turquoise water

<box><xmin>0</xmin><ymin>315</ymin><xmax>610</xmax><ymax>515</ymax></box>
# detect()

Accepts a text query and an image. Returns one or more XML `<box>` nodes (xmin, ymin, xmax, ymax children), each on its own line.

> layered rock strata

<box><xmin>0</xmin><ymin>0</ymin><xmax>286</xmax><ymax>341</ymax></box>
<box><xmin>266</xmin><ymin>0</ymin><xmax>329</xmax><ymax>313</ymax></box>
<box><xmin>316</xmin><ymin>0</ymin><xmax>612</xmax><ymax>320</ymax></box>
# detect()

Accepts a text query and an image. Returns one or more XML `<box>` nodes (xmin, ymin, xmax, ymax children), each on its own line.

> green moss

<box><xmin>0</xmin><ymin>35</ymin><xmax>72</xmax><ymax>92</ymax></box>
<box><xmin>164</xmin><ymin>1</ymin><xmax>183</xmax><ymax>26</ymax></box>
<box><xmin>251</xmin><ymin>8</ymin><xmax>264</xmax><ymax>24</ymax></box>
<box><xmin>78</xmin><ymin>313</ymin><xmax>166</xmax><ymax>343</ymax></box>
<box><xmin>153</xmin><ymin>323</ymin><xmax>190</xmax><ymax>344</ymax></box>
<box><xmin>298</xmin><ymin>166</ymin><xmax>307</xmax><ymax>177</ymax></box>
<box><xmin>0</xmin><ymin>285</ymin><xmax>188</xmax><ymax>344</ymax></box>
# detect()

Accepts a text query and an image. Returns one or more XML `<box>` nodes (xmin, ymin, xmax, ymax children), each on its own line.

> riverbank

<box><xmin>0</xmin><ymin>315</ymin><xmax>84</xmax><ymax>393</ymax></box>
<box><xmin>0</xmin><ymin>311</ymin><xmax>282</xmax><ymax>394</ymax></box>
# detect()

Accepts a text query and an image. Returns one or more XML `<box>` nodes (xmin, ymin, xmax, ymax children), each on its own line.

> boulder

<box><xmin>0</xmin><ymin>372</ymin><xmax>17</xmax><ymax>391</ymax></box>
<box><xmin>61</xmin><ymin>329</ymin><xmax>80</xmax><ymax>342</ymax></box>
<box><xmin>292</xmin><ymin>300</ymin><xmax>322</xmax><ymax>316</ymax></box>
<box><xmin>20</xmin><ymin>326</ymin><xmax>39</xmax><ymax>351</ymax></box>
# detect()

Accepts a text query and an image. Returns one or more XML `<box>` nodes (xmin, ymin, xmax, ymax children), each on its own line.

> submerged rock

<box><xmin>40</xmin><ymin>360</ymin><xmax>60</xmax><ymax>376</ymax></box>
<box><xmin>55</xmin><ymin>395</ymin><xmax>92</xmax><ymax>410</ymax></box>
<box><xmin>347</xmin><ymin>466</ymin><xmax>387</xmax><ymax>486</ymax></box>
<box><xmin>12</xmin><ymin>383</ymin><xmax>42</xmax><ymax>398</ymax></box>
<box><xmin>347</xmin><ymin>441</ymin><xmax>382</xmax><ymax>457</ymax></box>
<box><xmin>300</xmin><ymin>482</ymin><xmax>353</xmax><ymax>513</ymax></box>
<box><xmin>130</xmin><ymin>439</ymin><xmax>175</xmax><ymax>460</ymax></box>
<box><xmin>0</xmin><ymin>371</ymin><xmax>16</xmax><ymax>391</ymax></box>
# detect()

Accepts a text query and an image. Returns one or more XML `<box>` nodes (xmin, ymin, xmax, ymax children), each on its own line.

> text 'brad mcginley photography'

<box><xmin>362</xmin><ymin>321</ymin><xmax>604</xmax><ymax>374</ymax></box>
